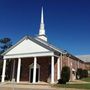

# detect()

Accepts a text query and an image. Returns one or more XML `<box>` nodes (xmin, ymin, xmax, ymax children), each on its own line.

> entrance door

<box><xmin>36</xmin><ymin>68</ymin><xmax>39</xmax><ymax>82</ymax></box>
<box><xmin>30</xmin><ymin>68</ymin><xmax>33</xmax><ymax>83</ymax></box>
<box><xmin>30</xmin><ymin>68</ymin><xmax>39</xmax><ymax>83</ymax></box>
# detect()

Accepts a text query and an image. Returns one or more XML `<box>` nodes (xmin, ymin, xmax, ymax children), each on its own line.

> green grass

<box><xmin>54</xmin><ymin>83</ymin><xmax>90</xmax><ymax>89</ymax></box>
<box><xmin>81</xmin><ymin>77</ymin><xmax>90</xmax><ymax>82</ymax></box>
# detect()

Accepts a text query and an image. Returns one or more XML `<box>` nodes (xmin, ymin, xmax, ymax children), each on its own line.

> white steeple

<box><xmin>38</xmin><ymin>7</ymin><xmax>47</xmax><ymax>41</ymax></box>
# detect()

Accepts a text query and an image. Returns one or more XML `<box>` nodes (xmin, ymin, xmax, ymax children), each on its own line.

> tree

<box><xmin>0</xmin><ymin>37</ymin><xmax>12</xmax><ymax>81</ymax></box>
<box><xmin>0</xmin><ymin>38</ymin><xmax>12</xmax><ymax>53</ymax></box>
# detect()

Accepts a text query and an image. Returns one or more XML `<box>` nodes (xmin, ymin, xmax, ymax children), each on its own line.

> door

<box><xmin>30</xmin><ymin>68</ymin><xmax>33</xmax><ymax>83</ymax></box>
<box><xmin>36</xmin><ymin>68</ymin><xmax>39</xmax><ymax>82</ymax></box>
<box><xmin>30</xmin><ymin>68</ymin><xmax>39</xmax><ymax>83</ymax></box>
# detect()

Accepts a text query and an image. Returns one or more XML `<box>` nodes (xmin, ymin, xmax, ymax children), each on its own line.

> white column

<box><xmin>16</xmin><ymin>58</ymin><xmax>21</xmax><ymax>83</ymax></box>
<box><xmin>57</xmin><ymin>57</ymin><xmax>60</xmax><ymax>80</ymax></box>
<box><xmin>1</xmin><ymin>59</ymin><xmax>6</xmax><ymax>82</ymax></box>
<box><xmin>33</xmin><ymin>57</ymin><xmax>37</xmax><ymax>83</ymax></box>
<box><xmin>51</xmin><ymin>56</ymin><xmax>54</xmax><ymax>83</ymax></box>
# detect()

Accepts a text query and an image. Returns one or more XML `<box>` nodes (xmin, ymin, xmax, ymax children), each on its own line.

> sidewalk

<box><xmin>0</xmin><ymin>81</ymin><xmax>88</xmax><ymax>90</ymax></box>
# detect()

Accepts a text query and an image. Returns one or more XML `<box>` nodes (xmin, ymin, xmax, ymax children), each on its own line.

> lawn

<box><xmin>81</xmin><ymin>77</ymin><xmax>90</xmax><ymax>82</ymax></box>
<box><xmin>54</xmin><ymin>83</ymin><xmax>90</xmax><ymax>89</ymax></box>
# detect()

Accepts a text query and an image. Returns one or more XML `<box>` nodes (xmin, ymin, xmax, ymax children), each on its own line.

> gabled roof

<box><xmin>35</xmin><ymin>37</ymin><xmax>64</xmax><ymax>53</ymax></box>
<box><xmin>2</xmin><ymin>36</ymin><xmax>63</xmax><ymax>56</ymax></box>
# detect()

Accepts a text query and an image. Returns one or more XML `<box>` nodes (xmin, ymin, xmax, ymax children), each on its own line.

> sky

<box><xmin>0</xmin><ymin>0</ymin><xmax>90</xmax><ymax>55</ymax></box>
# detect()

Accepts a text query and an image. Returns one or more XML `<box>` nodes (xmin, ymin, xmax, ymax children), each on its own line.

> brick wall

<box><xmin>20</xmin><ymin>58</ymin><xmax>33</xmax><ymax>81</ymax></box>
<box><xmin>60</xmin><ymin>54</ymin><xmax>90</xmax><ymax>81</ymax></box>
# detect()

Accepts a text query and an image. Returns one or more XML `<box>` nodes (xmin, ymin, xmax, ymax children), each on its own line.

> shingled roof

<box><xmin>76</xmin><ymin>55</ymin><xmax>90</xmax><ymax>63</ymax></box>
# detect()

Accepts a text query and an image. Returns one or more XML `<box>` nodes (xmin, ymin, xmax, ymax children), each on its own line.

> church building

<box><xmin>1</xmin><ymin>7</ymin><xmax>90</xmax><ymax>84</ymax></box>
<box><xmin>1</xmin><ymin>7</ymin><xmax>62</xmax><ymax>84</ymax></box>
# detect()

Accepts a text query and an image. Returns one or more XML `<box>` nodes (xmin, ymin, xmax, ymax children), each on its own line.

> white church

<box><xmin>1</xmin><ymin>7</ymin><xmax>89</xmax><ymax>84</ymax></box>
<box><xmin>1</xmin><ymin>7</ymin><xmax>63</xmax><ymax>84</ymax></box>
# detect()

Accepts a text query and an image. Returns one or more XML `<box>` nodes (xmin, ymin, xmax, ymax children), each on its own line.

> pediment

<box><xmin>5</xmin><ymin>37</ymin><xmax>49</xmax><ymax>55</ymax></box>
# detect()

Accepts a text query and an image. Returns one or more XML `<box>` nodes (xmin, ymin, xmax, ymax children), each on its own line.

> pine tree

<box><xmin>0</xmin><ymin>37</ymin><xmax>12</xmax><ymax>81</ymax></box>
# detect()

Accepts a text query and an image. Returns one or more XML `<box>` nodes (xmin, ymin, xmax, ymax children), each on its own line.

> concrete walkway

<box><xmin>0</xmin><ymin>82</ymin><xmax>87</xmax><ymax>90</ymax></box>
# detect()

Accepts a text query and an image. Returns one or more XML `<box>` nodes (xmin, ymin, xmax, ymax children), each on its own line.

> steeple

<box><xmin>38</xmin><ymin>7</ymin><xmax>47</xmax><ymax>41</ymax></box>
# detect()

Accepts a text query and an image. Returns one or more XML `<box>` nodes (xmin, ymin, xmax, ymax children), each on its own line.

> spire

<box><xmin>41</xmin><ymin>7</ymin><xmax>44</xmax><ymax>24</ymax></box>
<box><xmin>38</xmin><ymin>7</ymin><xmax>47</xmax><ymax>41</ymax></box>
<box><xmin>39</xmin><ymin>7</ymin><xmax>45</xmax><ymax>35</ymax></box>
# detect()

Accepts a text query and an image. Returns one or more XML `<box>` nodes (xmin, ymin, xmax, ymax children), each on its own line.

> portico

<box><xmin>1</xmin><ymin>52</ymin><xmax>61</xmax><ymax>84</ymax></box>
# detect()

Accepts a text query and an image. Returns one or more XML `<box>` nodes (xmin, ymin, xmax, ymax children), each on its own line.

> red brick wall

<box><xmin>37</xmin><ymin>57</ymin><xmax>51</xmax><ymax>82</ymax></box>
<box><xmin>79</xmin><ymin>61</ymin><xmax>84</xmax><ymax>69</ymax></box>
<box><xmin>62</xmin><ymin>55</ymin><xmax>68</xmax><ymax>67</ymax></box>
<box><xmin>20</xmin><ymin>58</ymin><xmax>33</xmax><ymax>81</ymax></box>
<box><xmin>85</xmin><ymin>63</ymin><xmax>90</xmax><ymax>70</ymax></box>
<box><xmin>60</xmin><ymin>54</ymin><xmax>90</xmax><ymax>80</ymax></box>
<box><xmin>54</xmin><ymin>57</ymin><xmax>57</xmax><ymax>81</ymax></box>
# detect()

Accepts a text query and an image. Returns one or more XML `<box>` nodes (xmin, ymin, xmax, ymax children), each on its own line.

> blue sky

<box><xmin>0</xmin><ymin>0</ymin><xmax>90</xmax><ymax>55</ymax></box>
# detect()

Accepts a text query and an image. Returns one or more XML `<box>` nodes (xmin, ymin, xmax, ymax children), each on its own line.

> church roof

<box><xmin>35</xmin><ymin>37</ymin><xmax>64</xmax><ymax>53</ymax></box>
<box><xmin>2</xmin><ymin>36</ymin><xmax>64</xmax><ymax>56</ymax></box>
<box><xmin>76</xmin><ymin>55</ymin><xmax>90</xmax><ymax>62</ymax></box>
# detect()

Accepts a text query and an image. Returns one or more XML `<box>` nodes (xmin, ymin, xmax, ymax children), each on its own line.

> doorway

<box><xmin>29</xmin><ymin>63</ymin><xmax>40</xmax><ymax>83</ymax></box>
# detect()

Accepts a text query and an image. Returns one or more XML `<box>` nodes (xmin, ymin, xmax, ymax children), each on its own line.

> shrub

<box><xmin>58</xmin><ymin>66</ymin><xmax>70</xmax><ymax>84</ymax></box>
<box><xmin>76</xmin><ymin>68</ymin><xmax>88</xmax><ymax>79</ymax></box>
<box><xmin>82</xmin><ymin>70</ymin><xmax>88</xmax><ymax>78</ymax></box>
<box><xmin>76</xmin><ymin>68</ymin><xmax>83</xmax><ymax>79</ymax></box>
<box><xmin>58</xmin><ymin>79</ymin><xmax>66</xmax><ymax>84</ymax></box>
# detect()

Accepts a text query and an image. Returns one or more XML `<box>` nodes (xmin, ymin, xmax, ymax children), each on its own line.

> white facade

<box><xmin>6</xmin><ymin>39</ymin><xmax>49</xmax><ymax>55</ymax></box>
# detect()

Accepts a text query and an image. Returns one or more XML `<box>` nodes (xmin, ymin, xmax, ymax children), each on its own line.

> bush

<box><xmin>58</xmin><ymin>79</ymin><xmax>66</xmax><ymax>84</ymax></box>
<box><xmin>82</xmin><ymin>70</ymin><xmax>88</xmax><ymax>78</ymax></box>
<box><xmin>76</xmin><ymin>68</ymin><xmax>83</xmax><ymax>79</ymax></box>
<box><xmin>58</xmin><ymin>66</ymin><xmax>70</xmax><ymax>84</ymax></box>
<box><xmin>76</xmin><ymin>68</ymin><xmax>88</xmax><ymax>79</ymax></box>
